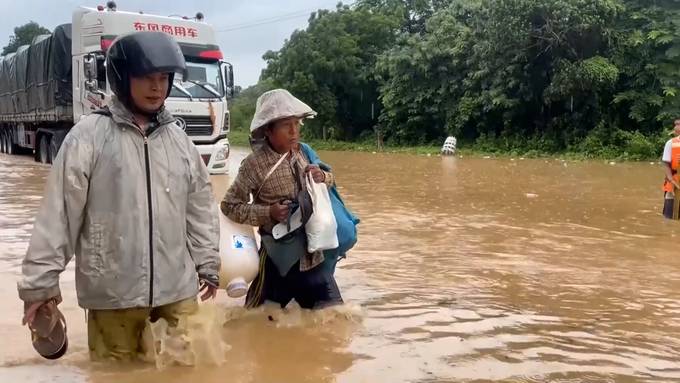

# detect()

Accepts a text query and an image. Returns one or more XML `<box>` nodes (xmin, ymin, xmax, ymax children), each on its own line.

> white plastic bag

<box><xmin>304</xmin><ymin>172</ymin><xmax>339</xmax><ymax>252</ymax></box>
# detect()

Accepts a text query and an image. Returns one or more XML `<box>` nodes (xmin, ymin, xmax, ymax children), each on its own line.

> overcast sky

<box><xmin>0</xmin><ymin>0</ymin><xmax>347</xmax><ymax>87</ymax></box>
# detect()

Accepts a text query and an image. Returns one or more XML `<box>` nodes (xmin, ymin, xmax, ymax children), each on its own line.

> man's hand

<box><xmin>270</xmin><ymin>200</ymin><xmax>291</xmax><ymax>223</ymax></box>
<box><xmin>23</xmin><ymin>301</ymin><xmax>47</xmax><ymax>326</ymax></box>
<box><xmin>22</xmin><ymin>295</ymin><xmax>62</xmax><ymax>326</ymax></box>
<box><xmin>198</xmin><ymin>274</ymin><xmax>219</xmax><ymax>301</ymax></box>
<box><xmin>305</xmin><ymin>165</ymin><xmax>326</xmax><ymax>183</ymax></box>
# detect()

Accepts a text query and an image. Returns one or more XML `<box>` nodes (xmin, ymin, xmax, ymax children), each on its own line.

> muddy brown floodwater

<box><xmin>1</xmin><ymin>148</ymin><xmax>680</xmax><ymax>383</ymax></box>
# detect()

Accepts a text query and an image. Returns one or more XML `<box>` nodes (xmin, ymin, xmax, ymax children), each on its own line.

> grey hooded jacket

<box><xmin>17</xmin><ymin>99</ymin><xmax>220</xmax><ymax>309</ymax></box>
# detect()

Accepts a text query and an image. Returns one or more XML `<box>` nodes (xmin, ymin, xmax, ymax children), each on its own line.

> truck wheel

<box><xmin>39</xmin><ymin>135</ymin><xmax>51</xmax><ymax>164</ymax></box>
<box><xmin>0</xmin><ymin>131</ymin><xmax>5</xmax><ymax>154</ymax></box>
<box><xmin>6</xmin><ymin>131</ymin><xmax>14</xmax><ymax>155</ymax></box>
<box><xmin>50</xmin><ymin>140</ymin><xmax>59</xmax><ymax>163</ymax></box>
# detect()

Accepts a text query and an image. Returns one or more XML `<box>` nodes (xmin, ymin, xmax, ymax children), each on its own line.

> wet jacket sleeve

<box><xmin>186</xmin><ymin>144</ymin><xmax>220</xmax><ymax>276</ymax></box>
<box><xmin>220</xmin><ymin>160</ymin><xmax>273</xmax><ymax>227</ymax></box>
<box><xmin>17</xmin><ymin>131</ymin><xmax>92</xmax><ymax>302</ymax></box>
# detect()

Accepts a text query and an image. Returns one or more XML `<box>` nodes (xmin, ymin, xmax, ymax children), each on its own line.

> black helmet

<box><xmin>106</xmin><ymin>31</ymin><xmax>187</xmax><ymax>106</ymax></box>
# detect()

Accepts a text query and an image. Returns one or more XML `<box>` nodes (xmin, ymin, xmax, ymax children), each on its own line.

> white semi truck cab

<box><xmin>73</xmin><ymin>5</ymin><xmax>233</xmax><ymax>173</ymax></box>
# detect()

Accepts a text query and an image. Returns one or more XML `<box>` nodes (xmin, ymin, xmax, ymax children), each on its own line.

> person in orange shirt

<box><xmin>661</xmin><ymin>119</ymin><xmax>680</xmax><ymax>219</ymax></box>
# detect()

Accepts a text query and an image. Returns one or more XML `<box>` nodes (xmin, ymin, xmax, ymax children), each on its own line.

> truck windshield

<box><xmin>169</xmin><ymin>60</ymin><xmax>223</xmax><ymax>99</ymax></box>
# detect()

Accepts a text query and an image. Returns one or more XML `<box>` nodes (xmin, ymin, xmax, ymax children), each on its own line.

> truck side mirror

<box><xmin>84</xmin><ymin>54</ymin><xmax>106</xmax><ymax>99</ymax></box>
<box><xmin>221</xmin><ymin>61</ymin><xmax>234</xmax><ymax>99</ymax></box>
<box><xmin>84</xmin><ymin>54</ymin><xmax>97</xmax><ymax>82</ymax></box>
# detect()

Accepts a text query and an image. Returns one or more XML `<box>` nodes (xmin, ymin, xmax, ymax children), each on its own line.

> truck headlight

<box><xmin>215</xmin><ymin>145</ymin><xmax>229</xmax><ymax>161</ymax></box>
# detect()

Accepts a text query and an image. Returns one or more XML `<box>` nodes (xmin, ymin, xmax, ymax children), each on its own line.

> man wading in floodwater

<box><xmin>17</xmin><ymin>31</ymin><xmax>220</xmax><ymax>361</ymax></box>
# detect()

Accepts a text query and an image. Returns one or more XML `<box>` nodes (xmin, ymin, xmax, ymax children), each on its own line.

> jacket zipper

<box><xmin>143</xmin><ymin>134</ymin><xmax>154</xmax><ymax>307</ymax></box>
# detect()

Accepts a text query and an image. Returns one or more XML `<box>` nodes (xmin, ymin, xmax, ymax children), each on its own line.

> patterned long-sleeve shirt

<box><xmin>220</xmin><ymin>143</ymin><xmax>334</xmax><ymax>271</ymax></box>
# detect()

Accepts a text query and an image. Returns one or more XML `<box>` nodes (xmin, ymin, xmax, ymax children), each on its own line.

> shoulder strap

<box><xmin>299</xmin><ymin>143</ymin><xmax>316</xmax><ymax>163</ymax></box>
<box><xmin>253</xmin><ymin>151</ymin><xmax>289</xmax><ymax>201</ymax></box>
<box><xmin>300</xmin><ymin>142</ymin><xmax>331</xmax><ymax>171</ymax></box>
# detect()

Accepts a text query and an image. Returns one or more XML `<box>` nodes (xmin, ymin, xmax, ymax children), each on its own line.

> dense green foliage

<box><xmin>230</xmin><ymin>0</ymin><xmax>680</xmax><ymax>159</ymax></box>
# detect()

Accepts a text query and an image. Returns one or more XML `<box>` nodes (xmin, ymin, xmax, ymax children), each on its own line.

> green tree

<box><xmin>253</xmin><ymin>0</ymin><xmax>680</xmax><ymax>157</ymax></box>
<box><xmin>2</xmin><ymin>21</ymin><xmax>50</xmax><ymax>56</ymax></box>
<box><xmin>356</xmin><ymin>0</ymin><xmax>454</xmax><ymax>34</ymax></box>
<box><xmin>378</xmin><ymin>0</ymin><xmax>622</xmax><ymax>149</ymax></box>
<box><xmin>610</xmin><ymin>0</ymin><xmax>680</xmax><ymax>130</ymax></box>
<box><xmin>261</xmin><ymin>3</ymin><xmax>401</xmax><ymax>140</ymax></box>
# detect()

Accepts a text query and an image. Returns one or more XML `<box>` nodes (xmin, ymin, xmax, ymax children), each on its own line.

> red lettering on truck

<box><xmin>133</xmin><ymin>22</ymin><xmax>199</xmax><ymax>38</ymax></box>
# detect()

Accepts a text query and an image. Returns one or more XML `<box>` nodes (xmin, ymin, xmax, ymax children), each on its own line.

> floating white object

<box><xmin>441</xmin><ymin>136</ymin><xmax>457</xmax><ymax>155</ymax></box>
<box><xmin>218</xmin><ymin>209</ymin><xmax>260</xmax><ymax>298</ymax></box>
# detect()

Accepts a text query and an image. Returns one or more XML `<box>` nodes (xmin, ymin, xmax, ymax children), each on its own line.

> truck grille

<box><xmin>176</xmin><ymin>115</ymin><xmax>213</xmax><ymax>136</ymax></box>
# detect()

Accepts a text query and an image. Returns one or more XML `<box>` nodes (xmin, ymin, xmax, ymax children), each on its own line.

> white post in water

<box><xmin>441</xmin><ymin>136</ymin><xmax>457</xmax><ymax>155</ymax></box>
